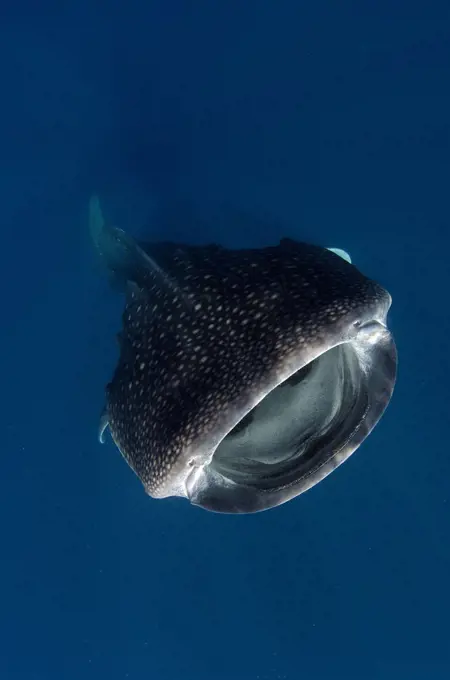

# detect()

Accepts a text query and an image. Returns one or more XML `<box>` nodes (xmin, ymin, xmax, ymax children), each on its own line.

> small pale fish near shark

<box><xmin>91</xmin><ymin>196</ymin><xmax>397</xmax><ymax>514</ymax></box>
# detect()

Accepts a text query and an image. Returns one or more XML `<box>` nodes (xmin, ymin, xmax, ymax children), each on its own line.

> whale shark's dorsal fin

<box><xmin>89</xmin><ymin>195</ymin><xmax>190</xmax><ymax>306</ymax></box>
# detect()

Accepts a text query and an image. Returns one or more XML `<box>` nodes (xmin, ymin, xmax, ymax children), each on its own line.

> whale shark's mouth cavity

<box><xmin>186</xmin><ymin>319</ymin><xmax>395</xmax><ymax>513</ymax></box>
<box><xmin>211</xmin><ymin>342</ymin><xmax>370</xmax><ymax>491</ymax></box>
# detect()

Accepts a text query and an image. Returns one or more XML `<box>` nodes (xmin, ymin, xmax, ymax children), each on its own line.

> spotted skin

<box><xmin>102</xmin><ymin>235</ymin><xmax>389</xmax><ymax>499</ymax></box>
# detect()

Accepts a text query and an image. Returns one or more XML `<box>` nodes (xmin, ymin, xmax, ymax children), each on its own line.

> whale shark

<box><xmin>91</xmin><ymin>196</ymin><xmax>397</xmax><ymax>513</ymax></box>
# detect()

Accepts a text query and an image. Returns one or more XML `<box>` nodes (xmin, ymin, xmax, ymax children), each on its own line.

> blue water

<box><xmin>1</xmin><ymin>1</ymin><xmax>449</xmax><ymax>678</ymax></box>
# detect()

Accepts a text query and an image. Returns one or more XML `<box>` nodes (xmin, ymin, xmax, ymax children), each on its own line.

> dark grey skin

<box><xmin>91</xmin><ymin>197</ymin><xmax>397</xmax><ymax>514</ymax></box>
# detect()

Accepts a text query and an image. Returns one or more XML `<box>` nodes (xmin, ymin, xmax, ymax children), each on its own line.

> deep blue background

<box><xmin>1</xmin><ymin>1</ymin><xmax>449</xmax><ymax>678</ymax></box>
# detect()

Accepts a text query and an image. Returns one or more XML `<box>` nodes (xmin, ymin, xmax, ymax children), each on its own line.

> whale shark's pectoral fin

<box><xmin>326</xmin><ymin>247</ymin><xmax>352</xmax><ymax>264</ymax></box>
<box><xmin>98</xmin><ymin>407</ymin><xmax>109</xmax><ymax>444</ymax></box>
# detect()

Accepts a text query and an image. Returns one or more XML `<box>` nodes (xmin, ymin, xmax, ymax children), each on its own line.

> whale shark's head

<box><xmin>91</xmin><ymin>197</ymin><xmax>397</xmax><ymax>514</ymax></box>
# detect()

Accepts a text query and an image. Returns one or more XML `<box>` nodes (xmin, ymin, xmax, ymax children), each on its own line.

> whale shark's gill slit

<box><xmin>92</xmin><ymin>196</ymin><xmax>397</xmax><ymax>514</ymax></box>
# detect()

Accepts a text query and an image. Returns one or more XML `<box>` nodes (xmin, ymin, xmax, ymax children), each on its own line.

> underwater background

<box><xmin>1</xmin><ymin>0</ymin><xmax>449</xmax><ymax>678</ymax></box>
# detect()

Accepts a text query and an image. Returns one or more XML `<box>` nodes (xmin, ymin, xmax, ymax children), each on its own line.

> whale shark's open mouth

<box><xmin>186</xmin><ymin>319</ymin><xmax>396</xmax><ymax>513</ymax></box>
<box><xmin>214</xmin><ymin>344</ymin><xmax>365</xmax><ymax>484</ymax></box>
